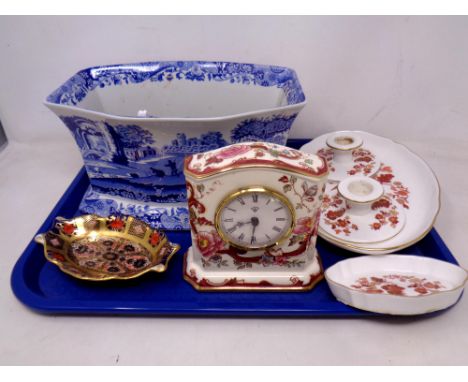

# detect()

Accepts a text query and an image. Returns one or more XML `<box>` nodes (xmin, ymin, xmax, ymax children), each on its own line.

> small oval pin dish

<box><xmin>325</xmin><ymin>255</ymin><xmax>467</xmax><ymax>315</ymax></box>
<box><xmin>35</xmin><ymin>215</ymin><xmax>180</xmax><ymax>281</ymax></box>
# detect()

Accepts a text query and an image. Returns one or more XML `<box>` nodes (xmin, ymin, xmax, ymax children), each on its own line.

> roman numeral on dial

<box><xmin>227</xmin><ymin>226</ymin><xmax>237</xmax><ymax>234</ymax></box>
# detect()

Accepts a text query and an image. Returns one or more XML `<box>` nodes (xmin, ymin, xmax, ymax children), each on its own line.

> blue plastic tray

<box><xmin>11</xmin><ymin>139</ymin><xmax>460</xmax><ymax>316</ymax></box>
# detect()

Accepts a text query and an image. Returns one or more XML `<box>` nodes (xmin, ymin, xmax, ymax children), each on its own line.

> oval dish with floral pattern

<box><xmin>325</xmin><ymin>255</ymin><xmax>467</xmax><ymax>315</ymax></box>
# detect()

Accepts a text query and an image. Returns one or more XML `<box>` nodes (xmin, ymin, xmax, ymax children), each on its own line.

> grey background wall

<box><xmin>0</xmin><ymin>16</ymin><xmax>467</xmax><ymax>145</ymax></box>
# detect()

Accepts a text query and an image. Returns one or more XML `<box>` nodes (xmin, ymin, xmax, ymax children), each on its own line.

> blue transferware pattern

<box><xmin>46</xmin><ymin>61</ymin><xmax>306</xmax><ymax>230</ymax></box>
<box><xmin>61</xmin><ymin>116</ymin><xmax>231</xmax><ymax>204</ymax></box>
<box><xmin>231</xmin><ymin>114</ymin><xmax>297</xmax><ymax>144</ymax></box>
<box><xmin>67</xmin><ymin>113</ymin><xmax>299</xmax><ymax>230</ymax></box>
<box><xmin>60</xmin><ymin>114</ymin><xmax>299</xmax><ymax>203</ymax></box>
<box><xmin>47</xmin><ymin>61</ymin><xmax>305</xmax><ymax>106</ymax></box>
<box><xmin>80</xmin><ymin>186</ymin><xmax>190</xmax><ymax>230</ymax></box>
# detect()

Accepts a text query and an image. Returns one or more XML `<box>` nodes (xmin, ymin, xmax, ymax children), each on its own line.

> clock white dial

<box><xmin>216</xmin><ymin>188</ymin><xmax>294</xmax><ymax>250</ymax></box>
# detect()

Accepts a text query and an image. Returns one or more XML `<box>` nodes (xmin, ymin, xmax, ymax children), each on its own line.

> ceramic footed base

<box><xmin>78</xmin><ymin>186</ymin><xmax>190</xmax><ymax>230</ymax></box>
<box><xmin>183</xmin><ymin>247</ymin><xmax>324</xmax><ymax>291</ymax></box>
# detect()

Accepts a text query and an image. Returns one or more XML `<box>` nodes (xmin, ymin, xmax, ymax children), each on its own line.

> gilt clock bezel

<box><xmin>214</xmin><ymin>186</ymin><xmax>296</xmax><ymax>251</ymax></box>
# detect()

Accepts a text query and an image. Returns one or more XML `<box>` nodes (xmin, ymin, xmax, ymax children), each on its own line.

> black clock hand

<box><xmin>250</xmin><ymin>216</ymin><xmax>259</xmax><ymax>244</ymax></box>
<box><xmin>226</xmin><ymin>219</ymin><xmax>252</xmax><ymax>235</ymax></box>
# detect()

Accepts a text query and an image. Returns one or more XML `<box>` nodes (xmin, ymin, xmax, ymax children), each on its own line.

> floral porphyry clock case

<box><xmin>182</xmin><ymin>141</ymin><xmax>329</xmax><ymax>291</ymax></box>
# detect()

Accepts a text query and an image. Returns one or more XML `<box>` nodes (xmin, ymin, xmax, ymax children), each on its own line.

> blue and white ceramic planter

<box><xmin>45</xmin><ymin>61</ymin><xmax>306</xmax><ymax>230</ymax></box>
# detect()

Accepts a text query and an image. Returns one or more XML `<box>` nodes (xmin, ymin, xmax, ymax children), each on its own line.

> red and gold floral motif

<box><xmin>372</xmin><ymin>164</ymin><xmax>410</xmax><ymax>209</ymax></box>
<box><xmin>293</xmin><ymin>217</ymin><xmax>314</xmax><ymax>235</ymax></box>
<box><xmin>348</xmin><ymin>149</ymin><xmax>377</xmax><ymax>176</ymax></box>
<box><xmin>184</xmin><ymin>253</ymin><xmax>324</xmax><ymax>291</ymax></box>
<box><xmin>61</xmin><ymin>223</ymin><xmax>76</xmax><ymax>236</ymax></box>
<box><xmin>369</xmin><ymin>198</ymin><xmax>400</xmax><ymax>230</ymax></box>
<box><xmin>324</xmin><ymin>215</ymin><xmax>359</xmax><ymax>236</ymax></box>
<box><xmin>186</xmin><ymin>176</ymin><xmax>320</xmax><ymax>268</ymax></box>
<box><xmin>316</xmin><ymin>148</ymin><xmax>378</xmax><ymax>176</ymax></box>
<box><xmin>149</xmin><ymin>232</ymin><xmax>161</xmax><ymax>247</ymax></box>
<box><xmin>107</xmin><ymin>218</ymin><xmax>125</xmax><ymax>231</ymax></box>
<box><xmin>351</xmin><ymin>274</ymin><xmax>446</xmax><ymax>296</ymax></box>
<box><xmin>196</xmin><ymin>230</ymin><xmax>226</xmax><ymax>257</ymax></box>
<box><xmin>38</xmin><ymin>215</ymin><xmax>180</xmax><ymax>281</ymax></box>
<box><xmin>321</xmin><ymin>163</ymin><xmax>409</xmax><ymax>237</ymax></box>
<box><xmin>204</xmin><ymin>145</ymin><xmax>251</xmax><ymax>166</ymax></box>
<box><xmin>317</xmin><ymin>148</ymin><xmax>335</xmax><ymax>172</ymax></box>
<box><xmin>49</xmin><ymin>252</ymin><xmax>66</xmax><ymax>262</ymax></box>
<box><xmin>53</xmin><ymin>236</ymin><xmax>150</xmax><ymax>277</ymax></box>
<box><xmin>186</xmin><ymin>180</ymin><xmax>228</xmax><ymax>259</ymax></box>
<box><xmin>185</xmin><ymin>142</ymin><xmax>327</xmax><ymax>179</ymax></box>
<box><xmin>321</xmin><ymin>187</ymin><xmax>358</xmax><ymax>236</ymax></box>
<box><xmin>217</xmin><ymin>144</ymin><xmax>251</xmax><ymax>159</ymax></box>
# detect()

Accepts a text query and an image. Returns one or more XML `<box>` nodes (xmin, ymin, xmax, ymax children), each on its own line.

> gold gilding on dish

<box><xmin>35</xmin><ymin>214</ymin><xmax>180</xmax><ymax>281</ymax></box>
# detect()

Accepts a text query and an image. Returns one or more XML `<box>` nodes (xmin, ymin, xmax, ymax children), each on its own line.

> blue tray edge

<box><xmin>11</xmin><ymin>168</ymin><xmax>88</xmax><ymax>314</ymax></box>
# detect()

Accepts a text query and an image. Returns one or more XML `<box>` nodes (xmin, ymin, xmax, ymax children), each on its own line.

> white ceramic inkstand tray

<box><xmin>301</xmin><ymin>130</ymin><xmax>441</xmax><ymax>255</ymax></box>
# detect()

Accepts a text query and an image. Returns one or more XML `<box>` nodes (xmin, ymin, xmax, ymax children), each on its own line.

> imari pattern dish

<box><xmin>34</xmin><ymin>215</ymin><xmax>180</xmax><ymax>281</ymax></box>
<box><xmin>325</xmin><ymin>255</ymin><xmax>467</xmax><ymax>315</ymax></box>
<box><xmin>45</xmin><ymin>61</ymin><xmax>306</xmax><ymax>230</ymax></box>
<box><xmin>183</xmin><ymin>141</ymin><xmax>328</xmax><ymax>291</ymax></box>
<box><xmin>300</xmin><ymin>131</ymin><xmax>440</xmax><ymax>255</ymax></box>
